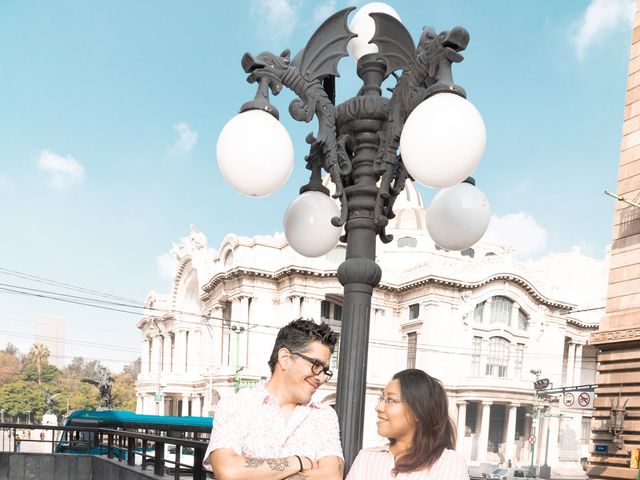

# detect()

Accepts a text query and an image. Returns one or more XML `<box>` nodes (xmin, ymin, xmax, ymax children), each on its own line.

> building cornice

<box><xmin>590</xmin><ymin>326</ymin><xmax>640</xmax><ymax>346</ymax></box>
<box><xmin>201</xmin><ymin>266</ymin><xmax>575</xmax><ymax>310</ymax></box>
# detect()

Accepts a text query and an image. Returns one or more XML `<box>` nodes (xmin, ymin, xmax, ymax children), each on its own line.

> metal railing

<box><xmin>0</xmin><ymin>422</ymin><xmax>212</xmax><ymax>479</ymax></box>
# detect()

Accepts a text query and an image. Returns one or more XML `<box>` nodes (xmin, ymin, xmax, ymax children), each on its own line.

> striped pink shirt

<box><xmin>346</xmin><ymin>445</ymin><xmax>470</xmax><ymax>479</ymax></box>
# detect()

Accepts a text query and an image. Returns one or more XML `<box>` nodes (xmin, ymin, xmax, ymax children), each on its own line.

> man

<box><xmin>204</xmin><ymin>318</ymin><xmax>343</xmax><ymax>480</ymax></box>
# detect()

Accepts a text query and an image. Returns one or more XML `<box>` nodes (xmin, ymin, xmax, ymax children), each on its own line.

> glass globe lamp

<box><xmin>400</xmin><ymin>93</ymin><xmax>486</xmax><ymax>189</ymax></box>
<box><xmin>284</xmin><ymin>191</ymin><xmax>342</xmax><ymax>257</ymax></box>
<box><xmin>348</xmin><ymin>2</ymin><xmax>401</xmax><ymax>61</ymax></box>
<box><xmin>216</xmin><ymin>109</ymin><xmax>294</xmax><ymax>197</ymax></box>
<box><xmin>426</xmin><ymin>180</ymin><xmax>490</xmax><ymax>251</ymax></box>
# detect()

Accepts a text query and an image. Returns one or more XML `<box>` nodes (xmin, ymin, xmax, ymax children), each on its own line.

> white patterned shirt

<box><xmin>346</xmin><ymin>445</ymin><xmax>469</xmax><ymax>479</ymax></box>
<box><xmin>203</xmin><ymin>384</ymin><xmax>343</xmax><ymax>470</ymax></box>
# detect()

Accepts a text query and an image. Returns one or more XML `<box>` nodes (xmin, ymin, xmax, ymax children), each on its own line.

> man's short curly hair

<box><xmin>267</xmin><ymin>318</ymin><xmax>339</xmax><ymax>373</ymax></box>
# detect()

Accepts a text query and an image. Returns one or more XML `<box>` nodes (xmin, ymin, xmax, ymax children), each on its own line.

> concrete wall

<box><xmin>0</xmin><ymin>453</ymin><xmax>163</xmax><ymax>480</ymax></box>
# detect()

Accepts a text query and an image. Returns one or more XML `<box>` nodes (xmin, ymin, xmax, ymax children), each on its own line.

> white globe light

<box><xmin>284</xmin><ymin>191</ymin><xmax>342</xmax><ymax>258</ymax></box>
<box><xmin>349</xmin><ymin>2</ymin><xmax>401</xmax><ymax>61</ymax></box>
<box><xmin>216</xmin><ymin>109</ymin><xmax>294</xmax><ymax>197</ymax></box>
<box><xmin>426</xmin><ymin>181</ymin><xmax>490</xmax><ymax>251</ymax></box>
<box><xmin>400</xmin><ymin>93</ymin><xmax>486</xmax><ymax>189</ymax></box>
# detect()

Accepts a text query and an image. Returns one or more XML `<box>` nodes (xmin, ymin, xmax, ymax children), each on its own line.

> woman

<box><xmin>346</xmin><ymin>369</ymin><xmax>469</xmax><ymax>479</ymax></box>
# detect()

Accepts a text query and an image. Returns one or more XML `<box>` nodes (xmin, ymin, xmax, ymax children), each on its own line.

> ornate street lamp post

<box><xmin>217</xmin><ymin>3</ymin><xmax>490</xmax><ymax>470</ymax></box>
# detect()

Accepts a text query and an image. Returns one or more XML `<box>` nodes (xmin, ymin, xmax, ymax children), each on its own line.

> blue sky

<box><xmin>0</xmin><ymin>0</ymin><xmax>635</xmax><ymax>370</ymax></box>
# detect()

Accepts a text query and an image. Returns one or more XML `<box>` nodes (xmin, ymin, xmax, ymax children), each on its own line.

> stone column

<box><xmin>566</xmin><ymin>342</ymin><xmax>576</xmax><ymax>386</ymax></box>
<box><xmin>456</xmin><ymin>401</ymin><xmax>467</xmax><ymax>452</ymax></box>
<box><xmin>163</xmin><ymin>335</ymin><xmax>172</xmax><ymax>373</ymax></box>
<box><xmin>187</xmin><ymin>327</ymin><xmax>201</xmax><ymax>374</ymax></box>
<box><xmin>290</xmin><ymin>296</ymin><xmax>302</xmax><ymax>320</ymax></box>
<box><xmin>192</xmin><ymin>395</ymin><xmax>202</xmax><ymax>417</ymax></box>
<box><xmin>181</xmin><ymin>396</ymin><xmax>190</xmax><ymax>416</ymax></box>
<box><xmin>150</xmin><ymin>335</ymin><xmax>162</xmax><ymax>374</ymax></box>
<box><xmin>141</xmin><ymin>338</ymin><xmax>150</xmax><ymax>373</ymax></box>
<box><xmin>573</xmin><ymin>343</ymin><xmax>583</xmax><ymax>385</ymax></box>
<box><xmin>136</xmin><ymin>396</ymin><xmax>143</xmax><ymax>414</ymax></box>
<box><xmin>505</xmin><ymin>404</ymin><xmax>519</xmax><ymax>463</ymax></box>
<box><xmin>156</xmin><ymin>395</ymin><xmax>165</xmax><ymax>416</ymax></box>
<box><xmin>175</xmin><ymin>330</ymin><xmax>187</xmax><ymax>373</ymax></box>
<box><xmin>478</xmin><ymin>402</ymin><xmax>492</xmax><ymax>462</ymax></box>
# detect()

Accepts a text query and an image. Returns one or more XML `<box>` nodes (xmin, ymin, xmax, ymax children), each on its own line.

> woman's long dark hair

<box><xmin>390</xmin><ymin>369</ymin><xmax>456</xmax><ymax>475</ymax></box>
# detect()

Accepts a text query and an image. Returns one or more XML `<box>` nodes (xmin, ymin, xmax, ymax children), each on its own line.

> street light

<box><xmin>216</xmin><ymin>3</ymin><xmax>490</xmax><ymax>469</ymax></box>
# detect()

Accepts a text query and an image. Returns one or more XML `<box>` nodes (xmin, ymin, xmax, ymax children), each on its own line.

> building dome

<box><xmin>321</xmin><ymin>175</ymin><xmax>426</xmax><ymax>230</ymax></box>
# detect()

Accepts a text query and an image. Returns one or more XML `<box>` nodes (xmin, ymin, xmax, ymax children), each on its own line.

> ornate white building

<box><xmin>136</xmin><ymin>182</ymin><xmax>606</xmax><ymax>473</ymax></box>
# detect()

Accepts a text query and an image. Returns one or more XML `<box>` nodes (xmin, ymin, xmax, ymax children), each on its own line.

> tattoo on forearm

<box><xmin>266</xmin><ymin>458</ymin><xmax>289</xmax><ymax>471</ymax></box>
<box><xmin>245</xmin><ymin>458</ymin><xmax>265</xmax><ymax>468</ymax></box>
<box><xmin>244</xmin><ymin>457</ymin><xmax>290</xmax><ymax>471</ymax></box>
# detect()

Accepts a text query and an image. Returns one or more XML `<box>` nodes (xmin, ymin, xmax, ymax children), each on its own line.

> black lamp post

<box><xmin>217</xmin><ymin>3</ymin><xmax>490</xmax><ymax>471</ymax></box>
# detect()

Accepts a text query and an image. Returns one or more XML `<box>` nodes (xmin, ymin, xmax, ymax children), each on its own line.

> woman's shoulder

<box><xmin>432</xmin><ymin>449</ymin><xmax>469</xmax><ymax>474</ymax></box>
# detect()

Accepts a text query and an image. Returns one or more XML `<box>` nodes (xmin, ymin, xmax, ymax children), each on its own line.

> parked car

<box><xmin>485</xmin><ymin>467</ymin><xmax>538</xmax><ymax>479</ymax></box>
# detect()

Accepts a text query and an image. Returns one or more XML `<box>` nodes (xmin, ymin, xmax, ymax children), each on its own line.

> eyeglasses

<box><xmin>377</xmin><ymin>395</ymin><xmax>402</xmax><ymax>406</ymax></box>
<box><xmin>291</xmin><ymin>351</ymin><xmax>333</xmax><ymax>382</ymax></box>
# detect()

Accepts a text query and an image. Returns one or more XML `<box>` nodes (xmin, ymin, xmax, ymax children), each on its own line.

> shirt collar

<box><xmin>257</xmin><ymin>383</ymin><xmax>320</xmax><ymax>409</ymax></box>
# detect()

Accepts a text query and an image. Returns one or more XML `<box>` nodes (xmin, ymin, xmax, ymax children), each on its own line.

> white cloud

<box><xmin>250</xmin><ymin>0</ymin><xmax>298</xmax><ymax>40</ymax></box>
<box><xmin>38</xmin><ymin>150</ymin><xmax>85</xmax><ymax>190</ymax></box>
<box><xmin>156</xmin><ymin>253</ymin><xmax>178</xmax><ymax>281</ymax></box>
<box><xmin>481</xmin><ymin>212</ymin><xmax>548</xmax><ymax>259</ymax></box>
<box><xmin>572</xmin><ymin>0</ymin><xmax>635</xmax><ymax>59</ymax></box>
<box><xmin>169</xmin><ymin>122</ymin><xmax>198</xmax><ymax>156</ymax></box>
<box><xmin>313</xmin><ymin>0</ymin><xmax>336</xmax><ymax>22</ymax></box>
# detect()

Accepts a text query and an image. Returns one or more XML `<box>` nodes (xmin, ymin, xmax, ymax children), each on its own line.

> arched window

<box><xmin>474</xmin><ymin>302</ymin><xmax>484</xmax><ymax>323</ymax></box>
<box><xmin>518</xmin><ymin>309</ymin><xmax>528</xmax><ymax>330</ymax></box>
<box><xmin>490</xmin><ymin>296</ymin><xmax>513</xmax><ymax>325</ymax></box>
<box><xmin>223</xmin><ymin>250</ymin><xmax>234</xmax><ymax>268</ymax></box>
<box><xmin>485</xmin><ymin>337</ymin><xmax>510</xmax><ymax>377</ymax></box>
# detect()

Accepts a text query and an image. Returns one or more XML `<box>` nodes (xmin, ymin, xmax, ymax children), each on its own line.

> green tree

<box><xmin>0</xmin><ymin>347</ymin><xmax>21</xmax><ymax>386</ymax></box>
<box><xmin>0</xmin><ymin>381</ymin><xmax>64</xmax><ymax>419</ymax></box>
<box><xmin>28</xmin><ymin>343</ymin><xmax>50</xmax><ymax>384</ymax></box>
<box><xmin>112</xmin><ymin>370</ymin><xmax>136</xmax><ymax>411</ymax></box>
<box><xmin>22</xmin><ymin>362</ymin><xmax>60</xmax><ymax>384</ymax></box>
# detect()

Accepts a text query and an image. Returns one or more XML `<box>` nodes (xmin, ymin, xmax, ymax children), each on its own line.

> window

<box><xmin>409</xmin><ymin>303</ymin><xmax>420</xmax><ymax>320</ymax></box>
<box><xmin>321</xmin><ymin>300</ymin><xmax>330</xmax><ymax>319</ymax></box>
<box><xmin>518</xmin><ymin>309</ymin><xmax>528</xmax><ymax>330</ymax></box>
<box><xmin>514</xmin><ymin>344</ymin><xmax>524</xmax><ymax>378</ymax></box>
<box><xmin>321</xmin><ymin>300</ymin><xmax>342</xmax><ymax>322</ymax></box>
<box><xmin>223</xmin><ymin>250</ymin><xmax>233</xmax><ymax>267</ymax></box>
<box><xmin>398</xmin><ymin>236</ymin><xmax>417</xmax><ymax>248</ymax></box>
<box><xmin>474</xmin><ymin>303</ymin><xmax>484</xmax><ymax>323</ymax></box>
<box><xmin>406</xmin><ymin>332</ymin><xmax>417</xmax><ymax>369</ymax></box>
<box><xmin>490</xmin><ymin>296</ymin><xmax>513</xmax><ymax>325</ymax></box>
<box><xmin>485</xmin><ymin>337</ymin><xmax>510</xmax><ymax>377</ymax></box>
<box><xmin>472</xmin><ymin>337</ymin><xmax>482</xmax><ymax>376</ymax></box>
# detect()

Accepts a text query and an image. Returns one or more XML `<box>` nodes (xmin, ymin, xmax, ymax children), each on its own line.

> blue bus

<box><xmin>56</xmin><ymin>409</ymin><xmax>213</xmax><ymax>468</ymax></box>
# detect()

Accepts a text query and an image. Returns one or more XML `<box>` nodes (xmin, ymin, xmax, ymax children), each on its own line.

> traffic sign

<box><xmin>563</xmin><ymin>392</ymin><xmax>575</xmax><ymax>407</ymax></box>
<box><xmin>528</xmin><ymin>435</ymin><xmax>536</xmax><ymax>445</ymax></box>
<box><xmin>578</xmin><ymin>392</ymin><xmax>591</xmax><ymax>407</ymax></box>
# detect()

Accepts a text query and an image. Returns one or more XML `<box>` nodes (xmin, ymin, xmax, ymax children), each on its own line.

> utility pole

<box><xmin>530</xmin><ymin>369</ymin><xmax>550</xmax><ymax>476</ymax></box>
<box><xmin>231</xmin><ymin>325</ymin><xmax>245</xmax><ymax>392</ymax></box>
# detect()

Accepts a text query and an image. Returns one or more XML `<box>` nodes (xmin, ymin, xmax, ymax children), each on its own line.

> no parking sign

<box><xmin>563</xmin><ymin>390</ymin><xmax>594</xmax><ymax>409</ymax></box>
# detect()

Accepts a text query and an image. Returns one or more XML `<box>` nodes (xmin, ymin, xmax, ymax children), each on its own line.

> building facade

<box><xmin>137</xmin><ymin>182</ymin><xmax>606</xmax><ymax>472</ymax></box>
<box><xmin>588</xmin><ymin>2</ymin><xmax>640</xmax><ymax>478</ymax></box>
